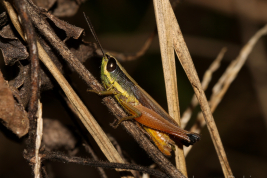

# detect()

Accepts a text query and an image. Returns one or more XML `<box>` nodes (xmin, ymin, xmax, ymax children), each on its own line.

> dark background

<box><xmin>0</xmin><ymin>0</ymin><xmax>267</xmax><ymax>177</ymax></box>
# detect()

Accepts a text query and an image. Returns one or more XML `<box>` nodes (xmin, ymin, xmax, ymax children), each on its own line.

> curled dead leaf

<box><xmin>44</xmin><ymin>12</ymin><xmax>84</xmax><ymax>41</ymax></box>
<box><xmin>0</xmin><ymin>71</ymin><xmax>29</xmax><ymax>137</ymax></box>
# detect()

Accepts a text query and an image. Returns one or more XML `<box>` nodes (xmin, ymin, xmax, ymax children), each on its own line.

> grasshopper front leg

<box><xmin>88</xmin><ymin>82</ymin><xmax>119</xmax><ymax>96</ymax></box>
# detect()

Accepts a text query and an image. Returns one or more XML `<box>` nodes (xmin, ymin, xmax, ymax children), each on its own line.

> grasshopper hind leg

<box><xmin>111</xmin><ymin>115</ymin><xmax>137</xmax><ymax>128</ymax></box>
<box><xmin>111</xmin><ymin>101</ymin><xmax>142</xmax><ymax>128</ymax></box>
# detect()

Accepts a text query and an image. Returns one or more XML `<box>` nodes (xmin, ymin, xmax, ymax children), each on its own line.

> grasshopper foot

<box><xmin>110</xmin><ymin>120</ymin><xmax>120</xmax><ymax>129</ymax></box>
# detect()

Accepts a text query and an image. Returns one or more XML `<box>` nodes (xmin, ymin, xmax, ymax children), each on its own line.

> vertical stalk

<box><xmin>153</xmin><ymin>0</ymin><xmax>187</xmax><ymax>176</ymax></box>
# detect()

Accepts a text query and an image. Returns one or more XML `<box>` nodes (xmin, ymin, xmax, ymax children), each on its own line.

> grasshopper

<box><xmin>84</xmin><ymin>13</ymin><xmax>200</xmax><ymax>156</ymax></box>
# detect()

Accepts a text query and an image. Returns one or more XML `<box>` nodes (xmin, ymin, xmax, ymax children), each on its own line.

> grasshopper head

<box><xmin>101</xmin><ymin>53</ymin><xmax>118</xmax><ymax>74</ymax></box>
<box><xmin>101</xmin><ymin>53</ymin><xmax>118</xmax><ymax>88</ymax></box>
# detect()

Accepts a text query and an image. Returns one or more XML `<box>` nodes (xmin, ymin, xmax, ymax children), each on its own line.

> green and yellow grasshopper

<box><xmin>84</xmin><ymin>13</ymin><xmax>200</xmax><ymax>156</ymax></box>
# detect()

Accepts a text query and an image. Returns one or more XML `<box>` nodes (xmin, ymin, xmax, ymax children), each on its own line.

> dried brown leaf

<box><xmin>0</xmin><ymin>24</ymin><xmax>28</xmax><ymax>65</ymax></box>
<box><xmin>0</xmin><ymin>71</ymin><xmax>29</xmax><ymax>137</ymax></box>
<box><xmin>44</xmin><ymin>12</ymin><xmax>84</xmax><ymax>41</ymax></box>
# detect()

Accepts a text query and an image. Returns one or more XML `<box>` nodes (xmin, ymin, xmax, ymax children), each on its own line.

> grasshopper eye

<box><xmin>107</xmin><ymin>57</ymin><xmax>117</xmax><ymax>72</ymax></box>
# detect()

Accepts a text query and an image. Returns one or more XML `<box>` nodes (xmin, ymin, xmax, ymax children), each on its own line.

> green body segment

<box><xmin>101</xmin><ymin>53</ymin><xmax>140</xmax><ymax>107</ymax></box>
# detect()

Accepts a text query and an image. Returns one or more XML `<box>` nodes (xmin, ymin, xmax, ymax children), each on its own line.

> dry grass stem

<box><xmin>156</xmin><ymin>0</ymin><xmax>234</xmax><ymax>176</ymax></box>
<box><xmin>3</xmin><ymin>1</ymin><xmax>132</xmax><ymax>176</ymax></box>
<box><xmin>181</xmin><ymin>47</ymin><xmax>227</xmax><ymax>129</ymax></box>
<box><xmin>34</xmin><ymin>100</ymin><xmax>42</xmax><ymax>178</ymax></box>
<box><xmin>153</xmin><ymin>0</ymin><xmax>186</xmax><ymax>175</ymax></box>
<box><xmin>184</xmin><ymin>24</ymin><xmax>267</xmax><ymax>156</ymax></box>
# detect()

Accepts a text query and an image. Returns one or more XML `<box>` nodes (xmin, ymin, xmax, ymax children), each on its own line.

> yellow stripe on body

<box><xmin>103</xmin><ymin>67</ymin><xmax>140</xmax><ymax>106</ymax></box>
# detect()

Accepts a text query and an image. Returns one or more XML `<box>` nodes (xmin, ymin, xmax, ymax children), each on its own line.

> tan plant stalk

<box><xmin>154</xmin><ymin>0</ymin><xmax>234</xmax><ymax>177</ymax></box>
<box><xmin>34</xmin><ymin>100</ymin><xmax>42</xmax><ymax>178</ymax></box>
<box><xmin>153</xmin><ymin>0</ymin><xmax>187</xmax><ymax>176</ymax></box>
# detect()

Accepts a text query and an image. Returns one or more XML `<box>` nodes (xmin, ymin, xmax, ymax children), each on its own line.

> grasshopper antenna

<box><xmin>83</xmin><ymin>12</ymin><xmax>106</xmax><ymax>57</ymax></box>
